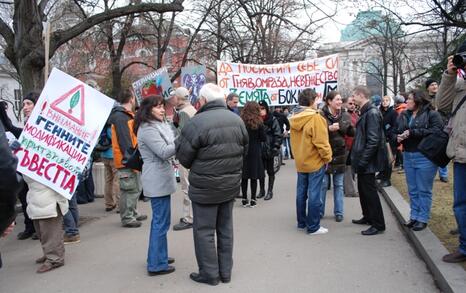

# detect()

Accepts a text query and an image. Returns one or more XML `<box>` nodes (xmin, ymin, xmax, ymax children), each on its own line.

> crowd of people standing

<box><xmin>1</xmin><ymin>44</ymin><xmax>466</xmax><ymax>283</ymax></box>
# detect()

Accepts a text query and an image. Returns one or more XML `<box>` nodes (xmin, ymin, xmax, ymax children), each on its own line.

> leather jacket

<box><xmin>350</xmin><ymin>102</ymin><xmax>387</xmax><ymax>174</ymax></box>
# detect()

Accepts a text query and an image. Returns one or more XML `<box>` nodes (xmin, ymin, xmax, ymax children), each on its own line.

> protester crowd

<box><xmin>1</xmin><ymin>43</ymin><xmax>466</xmax><ymax>283</ymax></box>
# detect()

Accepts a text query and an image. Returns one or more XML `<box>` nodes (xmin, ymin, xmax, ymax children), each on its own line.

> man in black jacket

<box><xmin>176</xmin><ymin>83</ymin><xmax>248</xmax><ymax>286</ymax></box>
<box><xmin>351</xmin><ymin>86</ymin><xmax>387</xmax><ymax>236</ymax></box>
<box><xmin>0</xmin><ymin>121</ymin><xmax>23</xmax><ymax>268</ymax></box>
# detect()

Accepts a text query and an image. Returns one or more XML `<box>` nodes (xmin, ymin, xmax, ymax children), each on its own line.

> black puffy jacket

<box><xmin>0</xmin><ymin>122</ymin><xmax>22</xmax><ymax>235</ymax></box>
<box><xmin>380</xmin><ymin>105</ymin><xmax>398</xmax><ymax>149</ymax></box>
<box><xmin>396</xmin><ymin>105</ymin><xmax>444</xmax><ymax>153</ymax></box>
<box><xmin>262</xmin><ymin>114</ymin><xmax>282</xmax><ymax>159</ymax></box>
<box><xmin>175</xmin><ymin>99</ymin><xmax>249</xmax><ymax>204</ymax></box>
<box><xmin>350</xmin><ymin>102</ymin><xmax>387</xmax><ymax>174</ymax></box>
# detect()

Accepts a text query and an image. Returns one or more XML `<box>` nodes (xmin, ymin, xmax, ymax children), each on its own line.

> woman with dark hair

<box><xmin>319</xmin><ymin>91</ymin><xmax>354</xmax><ymax>222</ymax></box>
<box><xmin>257</xmin><ymin>100</ymin><xmax>282</xmax><ymax>201</ymax></box>
<box><xmin>16</xmin><ymin>92</ymin><xmax>41</xmax><ymax>241</ymax></box>
<box><xmin>396</xmin><ymin>90</ymin><xmax>444</xmax><ymax>231</ymax></box>
<box><xmin>240</xmin><ymin>102</ymin><xmax>266</xmax><ymax>207</ymax></box>
<box><xmin>136</xmin><ymin>95</ymin><xmax>177</xmax><ymax>276</ymax></box>
<box><xmin>377</xmin><ymin>95</ymin><xmax>399</xmax><ymax>187</ymax></box>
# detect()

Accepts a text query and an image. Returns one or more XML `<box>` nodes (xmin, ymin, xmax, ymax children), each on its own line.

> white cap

<box><xmin>170</xmin><ymin>87</ymin><xmax>190</xmax><ymax>100</ymax></box>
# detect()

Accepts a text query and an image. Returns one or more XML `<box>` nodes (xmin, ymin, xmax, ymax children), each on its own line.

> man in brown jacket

<box><xmin>437</xmin><ymin>43</ymin><xmax>466</xmax><ymax>263</ymax></box>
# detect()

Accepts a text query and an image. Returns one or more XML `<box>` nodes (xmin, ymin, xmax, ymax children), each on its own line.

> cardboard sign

<box><xmin>132</xmin><ymin>67</ymin><xmax>173</xmax><ymax>103</ymax></box>
<box><xmin>15</xmin><ymin>68</ymin><xmax>114</xmax><ymax>199</ymax></box>
<box><xmin>217</xmin><ymin>54</ymin><xmax>338</xmax><ymax>106</ymax></box>
<box><xmin>181</xmin><ymin>65</ymin><xmax>206</xmax><ymax>106</ymax></box>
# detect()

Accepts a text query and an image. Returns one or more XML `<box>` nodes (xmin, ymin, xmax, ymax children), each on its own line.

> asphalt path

<box><xmin>0</xmin><ymin>161</ymin><xmax>439</xmax><ymax>293</ymax></box>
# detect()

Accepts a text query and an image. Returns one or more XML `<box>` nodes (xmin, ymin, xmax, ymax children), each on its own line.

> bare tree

<box><xmin>0</xmin><ymin>0</ymin><xmax>184</xmax><ymax>94</ymax></box>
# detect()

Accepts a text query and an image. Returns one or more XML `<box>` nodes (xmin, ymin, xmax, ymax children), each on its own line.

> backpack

<box><xmin>94</xmin><ymin>123</ymin><xmax>112</xmax><ymax>152</ymax></box>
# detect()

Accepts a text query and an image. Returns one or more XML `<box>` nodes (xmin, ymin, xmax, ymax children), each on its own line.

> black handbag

<box><xmin>419</xmin><ymin>94</ymin><xmax>466</xmax><ymax>168</ymax></box>
<box><xmin>418</xmin><ymin>130</ymin><xmax>450</xmax><ymax>168</ymax></box>
<box><xmin>123</xmin><ymin>145</ymin><xmax>143</xmax><ymax>171</ymax></box>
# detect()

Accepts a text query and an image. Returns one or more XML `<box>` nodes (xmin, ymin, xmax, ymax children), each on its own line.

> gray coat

<box><xmin>137</xmin><ymin>121</ymin><xmax>176</xmax><ymax>197</ymax></box>
<box><xmin>175</xmin><ymin>99</ymin><xmax>249</xmax><ymax>204</ymax></box>
<box><xmin>437</xmin><ymin>71</ymin><xmax>466</xmax><ymax>164</ymax></box>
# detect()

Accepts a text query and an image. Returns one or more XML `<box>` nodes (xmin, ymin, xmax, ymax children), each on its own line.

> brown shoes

<box><xmin>35</xmin><ymin>256</ymin><xmax>46</xmax><ymax>264</ymax></box>
<box><xmin>442</xmin><ymin>251</ymin><xmax>466</xmax><ymax>263</ymax></box>
<box><xmin>36</xmin><ymin>262</ymin><xmax>64</xmax><ymax>273</ymax></box>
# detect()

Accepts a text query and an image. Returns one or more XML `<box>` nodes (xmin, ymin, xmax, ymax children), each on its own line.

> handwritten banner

<box><xmin>132</xmin><ymin>67</ymin><xmax>173</xmax><ymax>103</ymax></box>
<box><xmin>217</xmin><ymin>54</ymin><xmax>338</xmax><ymax>106</ymax></box>
<box><xmin>181</xmin><ymin>65</ymin><xmax>206</xmax><ymax>107</ymax></box>
<box><xmin>15</xmin><ymin>68</ymin><xmax>114</xmax><ymax>199</ymax></box>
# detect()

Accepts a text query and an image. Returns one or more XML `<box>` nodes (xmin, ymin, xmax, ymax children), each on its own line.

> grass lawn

<box><xmin>391</xmin><ymin>164</ymin><xmax>466</xmax><ymax>270</ymax></box>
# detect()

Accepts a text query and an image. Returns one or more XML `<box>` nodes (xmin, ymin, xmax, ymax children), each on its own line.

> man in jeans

<box><xmin>351</xmin><ymin>86</ymin><xmax>386</xmax><ymax>236</ymax></box>
<box><xmin>437</xmin><ymin>47</ymin><xmax>466</xmax><ymax>263</ymax></box>
<box><xmin>109</xmin><ymin>89</ymin><xmax>147</xmax><ymax>228</ymax></box>
<box><xmin>289</xmin><ymin>88</ymin><xmax>332</xmax><ymax>235</ymax></box>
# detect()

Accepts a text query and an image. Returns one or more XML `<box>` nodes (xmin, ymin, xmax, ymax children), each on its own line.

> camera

<box><xmin>452</xmin><ymin>53</ymin><xmax>466</xmax><ymax>69</ymax></box>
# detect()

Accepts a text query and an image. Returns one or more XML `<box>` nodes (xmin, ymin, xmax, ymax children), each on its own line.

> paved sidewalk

<box><xmin>0</xmin><ymin>162</ymin><xmax>439</xmax><ymax>293</ymax></box>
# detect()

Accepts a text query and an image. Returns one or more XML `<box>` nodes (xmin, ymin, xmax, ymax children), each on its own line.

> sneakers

<box><xmin>105</xmin><ymin>205</ymin><xmax>116</xmax><ymax>212</ymax></box>
<box><xmin>249</xmin><ymin>200</ymin><xmax>257</xmax><ymax>208</ymax></box>
<box><xmin>173</xmin><ymin>218</ymin><xmax>193</xmax><ymax>231</ymax></box>
<box><xmin>123</xmin><ymin>221</ymin><xmax>142</xmax><ymax>228</ymax></box>
<box><xmin>440</xmin><ymin>176</ymin><xmax>449</xmax><ymax>183</ymax></box>
<box><xmin>242</xmin><ymin>200</ymin><xmax>249</xmax><ymax>207</ymax></box>
<box><xmin>36</xmin><ymin>262</ymin><xmax>64</xmax><ymax>273</ymax></box>
<box><xmin>136</xmin><ymin>215</ymin><xmax>148</xmax><ymax>221</ymax></box>
<box><xmin>307</xmin><ymin>227</ymin><xmax>328</xmax><ymax>235</ymax></box>
<box><xmin>64</xmin><ymin>234</ymin><xmax>80</xmax><ymax>244</ymax></box>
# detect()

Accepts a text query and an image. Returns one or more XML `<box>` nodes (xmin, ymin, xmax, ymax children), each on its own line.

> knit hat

<box><xmin>394</xmin><ymin>95</ymin><xmax>405</xmax><ymax>104</ymax></box>
<box><xmin>258</xmin><ymin>100</ymin><xmax>270</xmax><ymax>114</ymax></box>
<box><xmin>425</xmin><ymin>78</ymin><xmax>437</xmax><ymax>89</ymax></box>
<box><xmin>22</xmin><ymin>91</ymin><xmax>40</xmax><ymax>105</ymax></box>
<box><xmin>371</xmin><ymin>95</ymin><xmax>381</xmax><ymax>107</ymax></box>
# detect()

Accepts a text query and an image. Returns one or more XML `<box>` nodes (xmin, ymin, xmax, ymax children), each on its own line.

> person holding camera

<box><xmin>437</xmin><ymin>42</ymin><xmax>466</xmax><ymax>263</ymax></box>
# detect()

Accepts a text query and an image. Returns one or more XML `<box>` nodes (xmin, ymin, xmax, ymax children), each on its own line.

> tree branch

<box><xmin>120</xmin><ymin>61</ymin><xmax>155</xmax><ymax>74</ymax></box>
<box><xmin>50</xmin><ymin>1</ymin><xmax>185</xmax><ymax>57</ymax></box>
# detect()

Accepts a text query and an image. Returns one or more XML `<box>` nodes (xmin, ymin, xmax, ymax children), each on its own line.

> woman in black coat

<box><xmin>240</xmin><ymin>102</ymin><xmax>266</xmax><ymax>208</ymax></box>
<box><xmin>258</xmin><ymin>100</ymin><xmax>282</xmax><ymax>201</ymax></box>
<box><xmin>378</xmin><ymin>95</ymin><xmax>399</xmax><ymax>187</ymax></box>
<box><xmin>319</xmin><ymin>91</ymin><xmax>354</xmax><ymax>222</ymax></box>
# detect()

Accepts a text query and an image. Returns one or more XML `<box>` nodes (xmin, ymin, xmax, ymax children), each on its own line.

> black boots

<box><xmin>264</xmin><ymin>176</ymin><xmax>275</xmax><ymax>201</ymax></box>
<box><xmin>257</xmin><ymin>178</ymin><xmax>265</xmax><ymax>199</ymax></box>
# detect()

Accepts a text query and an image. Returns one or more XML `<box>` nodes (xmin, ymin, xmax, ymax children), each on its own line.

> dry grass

<box><xmin>391</xmin><ymin>164</ymin><xmax>466</xmax><ymax>270</ymax></box>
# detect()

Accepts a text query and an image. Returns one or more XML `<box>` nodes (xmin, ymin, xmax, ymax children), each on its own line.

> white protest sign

<box><xmin>217</xmin><ymin>54</ymin><xmax>338</xmax><ymax>106</ymax></box>
<box><xmin>132</xmin><ymin>67</ymin><xmax>173</xmax><ymax>104</ymax></box>
<box><xmin>15</xmin><ymin>68</ymin><xmax>114</xmax><ymax>199</ymax></box>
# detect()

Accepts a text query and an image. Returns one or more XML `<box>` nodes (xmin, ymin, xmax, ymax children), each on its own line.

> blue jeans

<box><xmin>320</xmin><ymin>173</ymin><xmax>344</xmax><ymax>217</ymax></box>
<box><xmin>64</xmin><ymin>192</ymin><xmax>79</xmax><ymax>236</ymax></box>
<box><xmin>147</xmin><ymin>196</ymin><xmax>171</xmax><ymax>272</ymax></box>
<box><xmin>296</xmin><ymin>166</ymin><xmax>325</xmax><ymax>233</ymax></box>
<box><xmin>454</xmin><ymin>163</ymin><xmax>466</xmax><ymax>255</ymax></box>
<box><xmin>438</xmin><ymin>166</ymin><xmax>448</xmax><ymax>178</ymax></box>
<box><xmin>283</xmin><ymin>137</ymin><xmax>292</xmax><ymax>158</ymax></box>
<box><xmin>403</xmin><ymin>152</ymin><xmax>437</xmax><ymax>223</ymax></box>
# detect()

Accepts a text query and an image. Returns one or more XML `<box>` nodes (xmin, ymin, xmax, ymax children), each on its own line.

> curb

<box><xmin>379</xmin><ymin>185</ymin><xmax>466</xmax><ymax>293</ymax></box>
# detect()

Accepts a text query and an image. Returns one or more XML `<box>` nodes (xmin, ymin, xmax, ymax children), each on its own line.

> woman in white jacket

<box><xmin>22</xmin><ymin>95</ymin><xmax>69</xmax><ymax>274</ymax></box>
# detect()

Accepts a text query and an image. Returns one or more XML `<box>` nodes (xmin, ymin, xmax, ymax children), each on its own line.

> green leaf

<box><xmin>70</xmin><ymin>91</ymin><xmax>80</xmax><ymax>109</ymax></box>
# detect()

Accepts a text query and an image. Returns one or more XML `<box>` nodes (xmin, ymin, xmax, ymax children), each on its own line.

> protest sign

<box><xmin>181</xmin><ymin>65</ymin><xmax>206</xmax><ymax>106</ymax></box>
<box><xmin>132</xmin><ymin>67</ymin><xmax>173</xmax><ymax>103</ymax></box>
<box><xmin>15</xmin><ymin>68</ymin><xmax>114</xmax><ymax>199</ymax></box>
<box><xmin>217</xmin><ymin>54</ymin><xmax>338</xmax><ymax>106</ymax></box>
